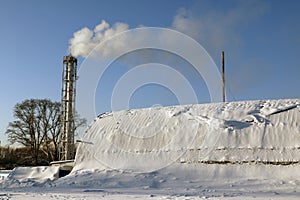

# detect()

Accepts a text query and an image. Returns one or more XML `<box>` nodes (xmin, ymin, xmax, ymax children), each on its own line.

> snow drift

<box><xmin>1</xmin><ymin>166</ymin><xmax>60</xmax><ymax>188</ymax></box>
<box><xmin>1</xmin><ymin>99</ymin><xmax>300</xmax><ymax>199</ymax></box>
<box><xmin>52</xmin><ymin>98</ymin><xmax>300</xmax><ymax>197</ymax></box>
<box><xmin>74</xmin><ymin>99</ymin><xmax>300</xmax><ymax>173</ymax></box>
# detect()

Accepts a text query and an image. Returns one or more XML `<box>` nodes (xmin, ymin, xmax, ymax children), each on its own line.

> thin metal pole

<box><xmin>222</xmin><ymin>51</ymin><xmax>225</xmax><ymax>102</ymax></box>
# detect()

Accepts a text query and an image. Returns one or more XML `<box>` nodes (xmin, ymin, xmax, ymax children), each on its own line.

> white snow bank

<box><xmin>0</xmin><ymin>170</ymin><xmax>11</xmax><ymax>180</ymax></box>
<box><xmin>0</xmin><ymin>166</ymin><xmax>60</xmax><ymax>188</ymax></box>
<box><xmin>52</xmin><ymin>99</ymin><xmax>300</xmax><ymax>198</ymax></box>
<box><xmin>74</xmin><ymin>99</ymin><xmax>300</xmax><ymax>172</ymax></box>
<box><xmin>63</xmin><ymin>161</ymin><xmax>300</xmax><ymax>184</ymax></box>
<box><xmin>1</xmin><ymin>99</ymin><xmax>300</xmax><ymax>199</ymax></box>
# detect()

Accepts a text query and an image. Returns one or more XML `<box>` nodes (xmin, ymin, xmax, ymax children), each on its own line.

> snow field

<box><xmin>74</xmin><ymin>99</ymin><xmax>300</xmax><ymax>172</ymax></box>
<box><xmin>1</xmin><ymin>99</ymin><xmax>300</xmax><ymax>199</ymax></box>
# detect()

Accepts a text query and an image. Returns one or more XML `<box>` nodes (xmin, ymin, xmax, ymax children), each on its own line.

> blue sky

<box><xmin>0</xmin><ymin>0</ymin><xmax>299</xmax><ymax>145</ymax></box>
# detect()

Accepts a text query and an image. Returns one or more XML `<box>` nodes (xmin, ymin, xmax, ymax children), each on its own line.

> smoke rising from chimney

<box><xmin>68</xmin><ymin>1</ymin><xmax>269</xmax><ymax>61</ymax></box>
<box><xmin>68</xmin><ymin>20</ymin><xmax>129</xmax><ymax>58</ymax></box>
<box><xmin>68</xmin><ymin>1</ymin><xmax>270</xmax><ymax>100</ymax></box>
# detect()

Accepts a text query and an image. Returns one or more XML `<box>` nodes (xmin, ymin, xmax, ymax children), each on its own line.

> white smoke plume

<box><xmin>68</xmin><ymin>20</ymin><xmax>187</xmax><ymax>60</ymax></box>
<box><xmin>170</xmin><ymin>0</ymin><xmax>270</xmax><ymax>95</ymax></box>
<box><xmin>69</xmin><ymin>20</ymin><xmax>129</xmax><ymax>58</ymax></box>
<box><xmin>68</xmin><ymin>1</ymin><xmax>269</xmax><ymax>60</ymax></box>
<box><xmin>70</xmin><ymin>1</ymin><xmax>271</xmax><ymax>112</ymax></box>
<box><xmin>172</xmin><ymin>1</ymin><xmax>270</xmax><ymax>58</ymax></box>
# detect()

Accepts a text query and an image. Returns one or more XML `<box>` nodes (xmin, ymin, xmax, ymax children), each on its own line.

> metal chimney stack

<box><xmin>60</xmin><ymin>55</ymin><xmax>77</xmax><ymax>161</ymax></box>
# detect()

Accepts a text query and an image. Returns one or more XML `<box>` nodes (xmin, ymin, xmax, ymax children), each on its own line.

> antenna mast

<box><xmin>222</xmin><ymin>51</ymin><xmax>225</xmax><ymax>102</ymax></box>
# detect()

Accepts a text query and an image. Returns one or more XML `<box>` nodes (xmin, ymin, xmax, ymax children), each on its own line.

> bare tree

<box><xmin>6</xmin><ymin>99</ymin><xmax>86</xmax><ymax>165</ymax></box>
<box><xmin>6</xmin><ymin>99</ymin><xmax>44</xmax><ymax>165</ymax></box>
<box><xmin>36</xmin><ymin>99</ymin><xmax>61</xmax><ymax>162</ymax></box>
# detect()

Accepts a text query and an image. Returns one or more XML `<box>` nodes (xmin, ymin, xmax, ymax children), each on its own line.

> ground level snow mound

<box><xmin>74</xmin><ymin>99</ymin><xmax>300</xmax><ymax>173</ymax></box>
<box><xmin>1</xmin><ymin>99</ymin><xmax>300</xmax><ymax>199</ymax></box>
<box><xmin>0</xmin><ymin>166</ymin><xmax>60</xmax><ymax>188</ymax></box>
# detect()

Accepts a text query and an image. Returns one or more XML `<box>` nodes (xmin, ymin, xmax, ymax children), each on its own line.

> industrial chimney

<box><xmin>60</xmin><ymin>55</ymin><xmax>77</xmax><ymax>161</ymax></box>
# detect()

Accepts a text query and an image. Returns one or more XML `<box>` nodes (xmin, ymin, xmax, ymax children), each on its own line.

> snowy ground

<box><xmin>0</xmin><ymin>99</ymin><xmax>299</xmax><ymax>199</ymax></box>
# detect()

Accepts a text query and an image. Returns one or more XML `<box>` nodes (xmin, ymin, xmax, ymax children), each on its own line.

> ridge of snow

<box><xmin>0</xmin><ymin>166</ymin><xmax>60</xmax><ymax>188</ymax></box>
<box><xmin>74</xmin><ymin>98</ymin><xmax>300</xmax><ymax>173</ymax></box>
<box><xmin>1</xmin><ymin>98</ymin><xmax>300</xmax><ymax>199</ymax></box>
